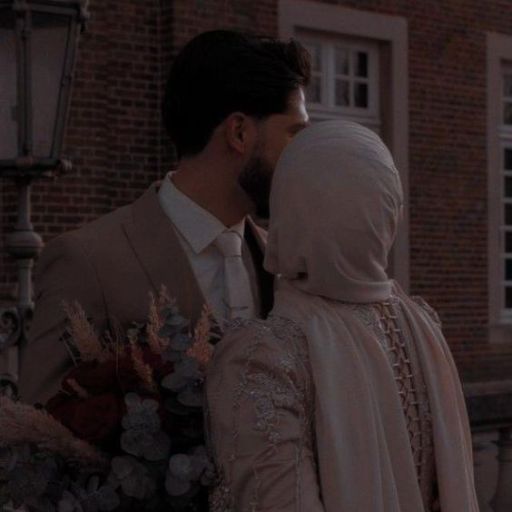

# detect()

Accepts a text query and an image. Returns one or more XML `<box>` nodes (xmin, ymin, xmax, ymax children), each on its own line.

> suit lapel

<box><xmin>122</xmin><ymin>183</ymin><xmax>206</xmax><ymax>324</ymax></box>
<box><xmin>245</xmin><ymin>217</ymin><xmax>274</xmax><ymax>318</ymax></box>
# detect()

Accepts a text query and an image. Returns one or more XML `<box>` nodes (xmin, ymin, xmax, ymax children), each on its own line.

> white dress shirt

<box><xmin>158</xmin><ymin>173</ymin><xmax>259</xmax><ymax>323</ymax></box>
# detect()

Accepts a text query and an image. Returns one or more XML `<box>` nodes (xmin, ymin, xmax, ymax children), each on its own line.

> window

<box><xmin>504</xmin><ymin>71</ymin><xmax>512</xmax><ymax>125</ymax></box>
<box><xmin>502</xmin><ymin>145</ymin><xmax>512</xmax><ymax>315</ymax></box>
<box><xmin>279</xmin><ymin>0</ymin><xmax>409</xmax><ymax>289</ymax></box>
<box><xmin>301</xmin><ymin>37</ymin><xmax>379</xmax><ymax>126</ymax></box>
<box><xmin>487</xmin><ymin>33</ymin><xmax>512</xmax><ymax>337</ymax></box>
<box><xmin>497</xmin><ymin>67</ymin><xmax>512</xmax><ymax>321</ymax></box>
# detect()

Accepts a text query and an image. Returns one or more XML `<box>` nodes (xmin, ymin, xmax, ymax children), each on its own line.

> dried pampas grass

<box><xmin>0</xmin><ymin>397</ymin><xmax>106</xmax><ymax>469</ymax></box>
<box><xmin>186</xmin><ymin>305</ymin><xmax>215</xmax><ymax>371</ymax></box>
<box><xmin>62</xmin><ymin>301</ymin><xmax>108</xmax><ymax>363</ymax></box>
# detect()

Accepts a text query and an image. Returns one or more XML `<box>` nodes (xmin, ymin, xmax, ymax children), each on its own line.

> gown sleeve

<box><xmin>206</xmin><ymin>317</ymin><xmax>325</xmax><ymax>512</ymax></box>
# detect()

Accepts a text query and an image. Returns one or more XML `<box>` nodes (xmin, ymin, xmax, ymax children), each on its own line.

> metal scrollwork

<box><xmin>0</xmin><ymin>306</ymin><xmax>26</xmax><ymax>398</ymax></box>
<box><xmin>0</xmin><ymin>306</ymin><xmax>27</xmax><ymax>353</ymax></box>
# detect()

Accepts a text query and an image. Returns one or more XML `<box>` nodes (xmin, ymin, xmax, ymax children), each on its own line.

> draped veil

<box><xmin>263</xmin><ymin>120</ymin><xmax>479</xmax><ymax>512</ymax></box>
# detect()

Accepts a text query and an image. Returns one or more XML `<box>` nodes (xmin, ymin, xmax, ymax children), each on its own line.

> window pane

<box><xmin>335</xmin><ymin>47</ymin><xmax>349</xmax><ymax>75</ymax></box>
<box><xmin>505</xmin><ymin>177</ymin><xmax>512</xmax><ymax>198</ymax></box>
<box><xmin>506</xmin><ymin>232</ymin><xmax>512</xmax><ymax>253</ymax></box>
<box><xmin>304</xmin><ymin>42</ymin><xmax>322</xmax><ymax>72</ymax></box>
<box><xmin>31</xmin><ymin>12</ymin><xmax>70</xmax><ymax>158</ymax></box>
<box><xmin>506</xmin><ymin>260</ymin><xmax>512</xmax><ymax>280</ymax></box>
<box><xmin>505</xmin><ymin>148</ymin><xmax>512</xmax><ymax>170</ymax></box>
<box><xmin>504</xmin><ymin>103</ymin><xmax>512</xmax><ymax>125</ymax></box>
<box><xmin>335</xmin><ymin>80</ymin><xmax>350</xmax><ymax>106</ymax></box>
<box><xmin>355</xmin><ymin>51</ymin><xmax>368</xmax><ymax>77</ymax></box>
<box><xmin>306</xmin><ymin>75</ymin><xmax>321</xmax><ymax>103</ymax></box>
<box><xmin>505</xmin><ymin>203</ymin><xmax>512</xmax><ymax>225</ymax></box>
<box><xmin>505</xmin><ymin>287</ymin><xmax>512</xmax><ymax>308</ymax></box>
<box><xmin>504</xmin><ymin>74</ymin><xmax>512</xmax><ymax>97</ymax></box>
<box><xmin>354</xmin><ymin>82</ymin><xmax>368</xmax><ymax>108</ymax></box>
<box><xmin>0</xmin><ymin>10</ymin><xmax>18</xmax><ymax>159</ymax></box>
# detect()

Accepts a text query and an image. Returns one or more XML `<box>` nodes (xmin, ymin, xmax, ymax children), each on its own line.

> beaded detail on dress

<box><xmin>351</xmin><ymin>296</ymin><xmax>436</xmax><ymax>511</ymax></box>
<box><xmin>207</xmin><ymin>315</ymin><xmax>315</xmax><ymax>512</ymax></box>
<box><xmin>208</xmin><ymin>299</ymin><xmax>439</xmax><ymax>511</ymax></box>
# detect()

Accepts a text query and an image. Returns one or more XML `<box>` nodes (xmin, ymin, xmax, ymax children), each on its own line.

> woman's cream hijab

<box><xmin>264</xmin><ymin>120</ymin><xmax>479</xmax><ymax>511</ymax></box>
<box><xmin>265</xmin><ymin>119</ymin><xmax>403</xmax><ymax>303</ymax></box>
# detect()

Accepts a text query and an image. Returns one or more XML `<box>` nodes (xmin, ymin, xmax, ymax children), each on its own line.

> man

<box><xmin>19</xmin><ymin>30</ymin><xmax>310</xmax><ymax>404</ymax></box>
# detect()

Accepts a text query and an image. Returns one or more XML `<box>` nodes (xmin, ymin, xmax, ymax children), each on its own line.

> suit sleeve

<box><xmin>18</xmin><ymin>233</ymin><xmax>106</xmax><ymax>404</ymax></box>
<box><xmin>206</xmin><ymin>322</ymin><xmax>325</xmax><ymax>512</ymax></box>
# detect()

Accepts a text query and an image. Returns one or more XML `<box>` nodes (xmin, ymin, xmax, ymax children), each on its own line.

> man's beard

<box><xmin>238</xmin><ymin>153</ymin><xmax>273</xmax><ymax>219</ymax></box>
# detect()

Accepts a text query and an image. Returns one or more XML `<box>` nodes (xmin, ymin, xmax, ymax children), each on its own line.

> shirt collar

<box><xmin>158</xmin><ymin>173</ymin><xmax>246</xmax><ymax>254</ymax></box>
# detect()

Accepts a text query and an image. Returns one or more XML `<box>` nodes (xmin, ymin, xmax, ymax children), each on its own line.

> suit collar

<box><xmin>158</xmin><ymin>175</ymin><xmax>227</xmax><ymax>254</ymax></box>
<box><xmin>122</xmin><ymin>182</ymin><xmax>206</xmax><ymax>323</ymax></box>
<box><xmin>122</xmin><ymin>183</ymin><xmax>274</xmax><ymax>322</ymax></box>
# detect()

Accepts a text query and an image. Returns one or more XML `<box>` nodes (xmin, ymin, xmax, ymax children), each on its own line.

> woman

<box><xmin>206</xmin><ymin>120</ymin><xmax>479</xmax><ymax>511</ymax></box>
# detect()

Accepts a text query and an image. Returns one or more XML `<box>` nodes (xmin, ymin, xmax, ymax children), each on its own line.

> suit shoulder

<box><xmin>43</xmin><ymin>201</ymin><xmax>132</xmax><ymax>255</ymax></box>
<box><xmin>72</xmin><ymin>202</ymin><xmax>133</xmax><ymax>244</ymax></box>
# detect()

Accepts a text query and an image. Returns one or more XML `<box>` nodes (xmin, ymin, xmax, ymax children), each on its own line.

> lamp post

<box><xmin>0</xmin><ymin>0</ymin><xmax>89</xmax><ymax>391</ymax></box>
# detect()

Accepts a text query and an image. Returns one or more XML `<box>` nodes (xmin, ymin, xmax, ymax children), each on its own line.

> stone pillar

<box><xmin>491</xmin><ymin>427</ymin><xmax>512</xmax><ymax>512</ymax></box>
<box><xmin>0</xmin><ymin>177</ymin><xmax>43</xmax><ymax>393</ymax></box>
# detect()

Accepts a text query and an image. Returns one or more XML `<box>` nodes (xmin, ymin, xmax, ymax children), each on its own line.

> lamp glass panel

<box><xmin>0</xmin><ymin>10</ymin><xmax>18</xmax><ymax>159</ymax></box>
<box><xmin>31</xmin><ymin>12</ymin><xmax>70</xmax><ymax>159</ymax></box>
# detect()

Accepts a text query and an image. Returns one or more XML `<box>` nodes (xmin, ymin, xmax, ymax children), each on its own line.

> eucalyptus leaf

<box><xmin>158</xmin><ymin>324</ymin><xmax>179</xmax><ymax>338</ymax></box>
<box><xmin>57</xmin><ymin>490</ymin><xmax>82</xmax><ymax>512</ymax></box>
<box><xmin>142</xmin><ymin>432</ymin><xmax>171</xmax><ymax>462</ymax></box>
<box><xmin>168</xmin><ymin>454</ymin><xmax>193</xmax><ymax>479</ymax></box>
<box><xmin>161</xmin><ymin>372</ymin><xmax>189</xmax><ymax>392</ymax></box>
<box><xmin>169</xmin><ymin>333</ymin><xmax>192</xmax><ymax>351</ymax></box>
<box><xmin>95</xmin><ymin>485</ymin><xmax>120</xmax><ymax>511</ymax></box>
<box><xmin>161</xmin><ymin>349</ymin><xmax>183</xmax><ymax>363</ymax></box>
<box><xmin>165</xmin><ymin>475</ymin><xmax>191</xmax><ymax>497</ymax></box>
<box><xmin>111</xmin><ymin>457</ymin><xmax>132</xmax><ymax>480</ymax></box>
<box><xmin>165</xmin><ymin>314</ymin><xmax>189</xmax><ymax>328</ymax></box>
<box><xmin>177</xmin><ymin>387</ymin><xmax>203</xmax><ymax>408</ymax></box>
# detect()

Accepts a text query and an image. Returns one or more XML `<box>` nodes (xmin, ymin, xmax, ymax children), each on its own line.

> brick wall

<box><xmin>306</xmin><ymin>0</ymin><xmax>512</xmax><ymax>381</ymax></box>
<box><xmin>2</xmin><ymin>0</ymin><xmax>512</xmax><ymax>382</ymax></box>
<box><xmin>0</xmin><ymin>0</ymin><xmax>277</xmax><ymax>304</ymax></box>
<box><xmin>1</xmin><ymin>0</ymin><xmax>166</xmax><ymax>302</ymax></box>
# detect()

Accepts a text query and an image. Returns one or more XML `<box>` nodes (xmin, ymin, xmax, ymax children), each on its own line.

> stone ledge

<box><xmin>463</xmin><ymin>380</ymin><xmax>512</xmax><ymax>429</ymax></box>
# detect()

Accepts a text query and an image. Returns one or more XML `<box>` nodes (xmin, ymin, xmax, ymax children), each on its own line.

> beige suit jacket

<box><xmin>19</xmin><ymin>183</ymin><xmax>272</xmax><ymax>404</ymax></box>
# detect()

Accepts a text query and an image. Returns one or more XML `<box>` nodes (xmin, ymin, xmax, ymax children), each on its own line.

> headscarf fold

<box><xmin>265</xmin><ymin>120</ymin><xmax>479</xmax><ymax>512</ymax></box>
<box><xmin>265</xmin><ymin>120</ymin><xmax>403</xmax><ymax>303</ymax></box>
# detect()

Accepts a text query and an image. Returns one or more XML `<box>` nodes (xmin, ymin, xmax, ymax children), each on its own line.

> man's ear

<box><xmin>224</xmin><ymin>112</ymin><xmax>256</xmax><ymax>154</ymax></box>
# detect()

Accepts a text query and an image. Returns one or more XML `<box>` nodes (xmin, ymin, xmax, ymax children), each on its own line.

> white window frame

<box><xmin>300</xmin><ymin>35</ymin><xmax>380</xmax><ymax>127</ymax></box>
<box><xmin>501</xmin><ymin>141</ymin><xmax>512</xmax><ymax>322</ymax></box>
<box><xmin>488</xmin><ymin>33</ymin><xmax>512</xmax><ymax>340</ymax></box>
<box><xmin>279</xmin><ymin>0</ymin><xmax>409</xmax><ymax>290</ymax></box>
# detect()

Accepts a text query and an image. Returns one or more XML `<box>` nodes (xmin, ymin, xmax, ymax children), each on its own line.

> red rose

<box><xmin>46</xmin><ymin>346</ymin><xmax>174</xmax><ymax>448</ymax></box>
<box><xmin>60</xmin><ymin>350</ymin><xmax>173</xmax><ymax>397</ymax></box>
<box><xmin>60</xmin><ymin>358</ymin><xmax>137</xmax><ymax>395</ymax></box>
<box><xmin>47</xmin><ymin>392</ymin><xmax>122</xmax><ymax>446</ymax></box>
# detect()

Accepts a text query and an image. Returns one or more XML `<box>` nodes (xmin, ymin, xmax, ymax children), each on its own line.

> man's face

<box><xmin>238</xmin><ymin>88</ymin><xmax>309</xmax><ymax>218</ymax></box>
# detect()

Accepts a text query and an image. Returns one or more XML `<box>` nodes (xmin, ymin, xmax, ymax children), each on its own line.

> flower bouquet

<box><xmin>0</xmin><ymin>290</ymin><xmax>218</xmax><ymax>511</ymax></box>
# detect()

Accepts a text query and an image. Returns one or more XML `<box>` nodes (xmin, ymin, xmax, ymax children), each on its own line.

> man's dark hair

<box><xmin>162</xmin><ymin>30</ymin><xmax>311</xmax><ymax>159</ymax></box>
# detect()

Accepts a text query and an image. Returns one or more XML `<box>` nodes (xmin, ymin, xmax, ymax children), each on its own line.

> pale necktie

<box><xmin>215</xmin><ymin>230</ymin><xmax>255</xmax><ymax>320</ymax></box>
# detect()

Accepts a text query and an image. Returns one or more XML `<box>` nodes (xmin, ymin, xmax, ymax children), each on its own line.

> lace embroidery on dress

<box><xmin>208</xmin><ymin>316</ymin><xmax>315</xmax><ymax>512</ymax></box>
<box><xmin>349</xmin><ymin>297</ymin><xmax>435</xmax><ymax>511</ymax></box>
<box><xmin>209</xmin><ymin>468</ymin><xmax>235</xmax><ymax>512</ymax></box>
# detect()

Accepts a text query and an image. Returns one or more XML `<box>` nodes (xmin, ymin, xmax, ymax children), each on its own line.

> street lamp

<box><xmin>0</xmin><ymin>0</ymin><xmax>89</xmax><ymax>388</ymax></box>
